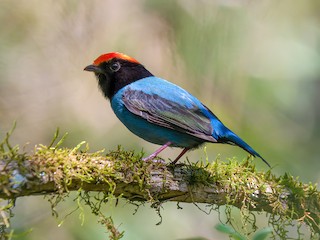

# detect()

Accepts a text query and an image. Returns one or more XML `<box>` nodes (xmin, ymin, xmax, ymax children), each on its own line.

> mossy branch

<box><xmin>0</xmin><ymin>134</ymin><xmax>319</xmax><ymax>238</ymax></box>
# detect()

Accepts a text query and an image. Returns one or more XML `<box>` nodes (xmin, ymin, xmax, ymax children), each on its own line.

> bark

<box><xmin>0</xmin><ymin>142</ymin><xmax>319</xmax><ymax>237</ymax></box>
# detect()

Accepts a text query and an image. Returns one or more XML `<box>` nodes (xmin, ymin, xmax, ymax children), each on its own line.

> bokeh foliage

<box><xmin>0</xmin><ymin>0</ymin><xmax>319</xmax><ymax>239</ymax></box>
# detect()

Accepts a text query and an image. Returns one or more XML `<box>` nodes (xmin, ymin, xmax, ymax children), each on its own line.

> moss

<box><xmin>172</xmin><ymin>157</ymin><xmax>319</xmax><ymax>239</ymax></box>
<box><xmin>0</xmin><ymin>128</ymin><xmax>319</xmax><ymax>239</ymax></box>
<box><xmin>99</xmin><ymin>215</ymin><xmax>124</xmax><ymax>240</ymax></box>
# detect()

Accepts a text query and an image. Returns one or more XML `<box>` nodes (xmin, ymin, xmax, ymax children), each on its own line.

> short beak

<box><xmin>84</xmin><ymin>64</ymin><xmax>103</xmax><ymax>73</ymax></box>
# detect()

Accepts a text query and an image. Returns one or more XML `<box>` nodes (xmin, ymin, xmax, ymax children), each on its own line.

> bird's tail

<box><xmin>222</xmin><ymin>131</ymin><xmax>271</xmax><ymax>168</ymax></box>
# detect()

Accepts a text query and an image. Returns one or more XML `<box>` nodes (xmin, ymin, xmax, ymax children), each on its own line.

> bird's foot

<box><xmin>142</xmin><ymin>153</ymin><xmax>157</xmax><ymax>162</ymax></box>
<box><xmin>152</xmin><ymin>159</ymin><xmax>166</xmax><ymax>164</ymax></box>
<box><xmin>142</xmin><ymin>154</ymin><xmax>165</xmax><ymax>164</ymax></box>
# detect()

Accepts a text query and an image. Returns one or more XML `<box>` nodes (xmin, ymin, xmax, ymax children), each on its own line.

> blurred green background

<box><xmin>1</xmin><ymin>0</ymin><xmax>319</xmax><ymax>239</ymax></box>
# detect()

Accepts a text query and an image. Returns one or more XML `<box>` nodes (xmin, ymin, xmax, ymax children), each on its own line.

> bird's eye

<box><xmin>109</xmin><ymin>61</ymin><xmax>121</xmax><ymax>72</ymax></box>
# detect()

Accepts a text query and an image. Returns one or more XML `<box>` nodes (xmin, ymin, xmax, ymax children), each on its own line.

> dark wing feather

<box><xmin>122</xmin><ymin>89</ymin><xmax>217</xmax><ymax>142</ymax></box>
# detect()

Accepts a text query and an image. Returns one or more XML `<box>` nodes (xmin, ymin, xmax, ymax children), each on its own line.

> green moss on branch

<box><xmin>0</xmin><ymin>132</ymin><xmax>319</xmax><ymax>239</ymax></box>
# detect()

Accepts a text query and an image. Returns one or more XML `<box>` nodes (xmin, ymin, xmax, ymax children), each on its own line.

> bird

<box><xmin>84</xmin><ymin>52</ymin><xmax>270</xmax><ymax>167</ymax></box>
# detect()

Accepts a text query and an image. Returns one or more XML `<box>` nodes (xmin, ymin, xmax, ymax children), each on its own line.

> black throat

<box><xmin>96</xmin><ymin>60</ymin><xmax>153</xmax><ymax>100</ymax></box>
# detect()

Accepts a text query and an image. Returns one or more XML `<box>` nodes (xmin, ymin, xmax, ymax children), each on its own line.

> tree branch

<box><xmin>0</xmin><ymin>141</ymin><xmax>319</xmax><ymax>237</ymax></box>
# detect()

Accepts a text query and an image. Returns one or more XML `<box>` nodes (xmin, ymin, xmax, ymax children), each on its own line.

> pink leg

<box><xmin>171</xmin><ymin>148</ymin><xmax>189</xmax><ymax>164</ymax></box>
<box><xmin>143</xmin><ymin>141</ymin><xmax>172</xmax><ymax>161</ymax></box>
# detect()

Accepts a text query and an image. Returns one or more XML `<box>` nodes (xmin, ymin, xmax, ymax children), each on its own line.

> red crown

<box><xmin>93</xmin><ymin>52</ymin><xmax>139</xmax><ymax>65</ymax></box>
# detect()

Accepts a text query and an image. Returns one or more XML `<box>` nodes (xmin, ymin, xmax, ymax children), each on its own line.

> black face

<box><xmin>85</xmin><ymin>58</ymin><xmax>153</xmax><ymax>100</ymax></box>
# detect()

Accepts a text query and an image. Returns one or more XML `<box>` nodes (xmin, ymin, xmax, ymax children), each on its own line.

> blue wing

<box><xmin>120</xmin><ymin>77</ymin><xmax>218</xmax><ymax>143</ymax></box>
